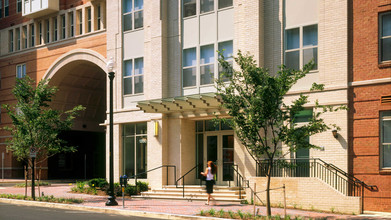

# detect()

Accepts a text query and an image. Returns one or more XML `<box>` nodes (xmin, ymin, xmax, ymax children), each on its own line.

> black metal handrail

<box><xmin>127</xmin><ymin>165</ymin><xmax>176</xmax><ymax>194</ymax></box>
<box><xmin>231</xmin><ymin>164</ymin><xmax>263</xmax><ymax>204</ymax></box>
<box><xmin>175</xmin><ymin>163</ymin><xmax>202</xmax><ymax>198</ymax></box>
<box><xmin>256</xmin><ymin>158</ymin><xmax>375</xmax><ymax>197</ymax></box>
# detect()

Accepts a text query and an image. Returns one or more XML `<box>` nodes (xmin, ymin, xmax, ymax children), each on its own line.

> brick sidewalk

<box><xmin>0</xmin><ymin>185</ymin><xmax>385</xmax><ymax>219</ymax></box>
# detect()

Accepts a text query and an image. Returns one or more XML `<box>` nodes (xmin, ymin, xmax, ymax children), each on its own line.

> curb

<box><xmin>0</xmin><ymin>198</ymin><xmax>228</xmax><ymax>220</ymax></box>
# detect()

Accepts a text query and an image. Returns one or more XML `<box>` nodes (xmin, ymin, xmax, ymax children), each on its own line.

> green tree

<box><xmin>2</xmin><ymin>76</ymin><xmax>84</xmax><ymax>195</ymax></box>
<box><xmin>216</xmin><ymin>51</ymin><xmax>345</xmax><ymax>217</ymax></box>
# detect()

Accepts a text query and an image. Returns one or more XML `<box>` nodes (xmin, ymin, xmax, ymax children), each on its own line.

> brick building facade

<box><xmin>350</xmin><ymin>0</ymin><xmax>391</xmax><ymax>212</ymax></box>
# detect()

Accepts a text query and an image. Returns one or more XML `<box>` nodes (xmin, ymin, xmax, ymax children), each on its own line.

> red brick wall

<box><xmin>351</xmin><ymin>0</ymin><xmax>391</xmax><ymax>212</ymax></box>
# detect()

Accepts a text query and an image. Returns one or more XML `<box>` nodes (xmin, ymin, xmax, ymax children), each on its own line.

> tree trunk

<box><xmin>266</xmin><ymin>161</ymin><xmax>273</xmax><ymax>217</ymax></box>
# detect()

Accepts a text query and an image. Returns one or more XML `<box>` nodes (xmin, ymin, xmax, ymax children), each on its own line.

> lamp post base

<box><xmin>105</xmin><ymin>196</ymin><xmax>118</xmax><ymax>206</ymax></box>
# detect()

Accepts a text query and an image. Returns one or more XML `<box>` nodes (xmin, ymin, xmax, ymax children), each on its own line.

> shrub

<box><xmin>136</xmin><ymin>181</ymin><xmax>149</xmax><ymax>192</ymax></box>
<box><xmin>15</xmin><ymin>182</ymin><xmax>51</xmax><ymax>188</ymax></box>
<box><xmin>0</xmin><ymin>194</ymin><xmax>83</xmax><ymax>204</ymax></box>
<box><xmin>88</xmin><ymin>178</ymin><xmax>108</xmax><ymax>188</ymax></box>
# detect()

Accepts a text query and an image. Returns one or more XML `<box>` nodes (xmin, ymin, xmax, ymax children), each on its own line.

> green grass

<box><xmin>14</xmin><ymin>182</ymin><xmax>51</xmax><ymax>188</ymax></box>
<box><xmin>0</xmin><ymin>194</ymin><xmax>83</xmax><ymax>204</ymax></box>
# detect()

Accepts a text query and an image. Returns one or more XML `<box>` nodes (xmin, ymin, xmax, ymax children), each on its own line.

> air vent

<box><xmin>381</xmin><ymin>95</ymin><xmax>391</xmax><ymax>104</ymax></box>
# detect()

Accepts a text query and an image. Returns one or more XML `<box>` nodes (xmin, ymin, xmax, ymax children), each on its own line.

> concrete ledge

<box><xmin>0</xmin><ymin>198</ymin><xmax>222</xmax><ymax>220</ymax></box>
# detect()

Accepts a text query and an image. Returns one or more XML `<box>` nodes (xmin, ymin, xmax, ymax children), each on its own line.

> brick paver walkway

<box><xmin>0</xmin><ymin>184</ymin><xmax>387</xmax><ymax>219</ymax></box>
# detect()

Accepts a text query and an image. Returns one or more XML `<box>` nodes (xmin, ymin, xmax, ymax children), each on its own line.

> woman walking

<box><xmin>201</xmin><ymin>161</ymin><xmax>217</xmax><ymax>205</ymax></box>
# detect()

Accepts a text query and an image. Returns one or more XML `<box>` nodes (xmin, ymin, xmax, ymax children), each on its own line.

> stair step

<box><xmin>141</xmin><ymin>192</ymin><xmax>246</xmax><ymax>199</ymax></box>
<box><xmin>132</xmin><ymin>195</ymin><xmax>246</xmax><ymax>203</ymax></box>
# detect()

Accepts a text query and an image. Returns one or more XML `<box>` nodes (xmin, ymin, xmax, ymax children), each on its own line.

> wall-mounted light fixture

<box><xmin>154</xmin><ymin>121</ymin><xmax>159</xmax><ymax>137</ymax></box>
<box><xmin>332</xmin><ymin>130</ymin><xmax>338</xmax><ymax>139</ymax></box>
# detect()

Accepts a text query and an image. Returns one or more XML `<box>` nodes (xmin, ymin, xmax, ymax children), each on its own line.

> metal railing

<box><xmin>175</xmin><ymin>163</ymin><xmax>203</xmax><ymax>197</ymax></box>
<box><xmin>256</xmin><ymin>158</ymin><xmax>376</xmax><ymax>197</ymax></box>
<box><xmin>127</xmin><ymin>165</ymin><xmax>176</xmax><ymax>194</ymax></box>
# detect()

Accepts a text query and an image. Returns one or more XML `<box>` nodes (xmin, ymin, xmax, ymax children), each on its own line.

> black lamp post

<box><xmin>106</xmin><ymin>57</ymin><xmax>118</xmax><ymax>206</ymax></box>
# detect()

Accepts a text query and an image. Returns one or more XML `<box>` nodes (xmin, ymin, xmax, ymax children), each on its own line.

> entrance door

<box><xmin>204</xmin><ymin>133</ymin><xmax>234</xmax><ymax>185</ymax></box>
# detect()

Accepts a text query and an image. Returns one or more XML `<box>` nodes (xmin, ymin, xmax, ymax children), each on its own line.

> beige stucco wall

<box><xmin>248</xmin><ymin>177</ymin><xmax>361</xmax><ymax>214</ymax></box>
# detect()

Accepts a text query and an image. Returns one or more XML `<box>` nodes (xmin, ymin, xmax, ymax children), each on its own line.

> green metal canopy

<box><xmin>136</xmin><ymin>93</ymin><xmax>224</xmax><ymax>114</ymax></box>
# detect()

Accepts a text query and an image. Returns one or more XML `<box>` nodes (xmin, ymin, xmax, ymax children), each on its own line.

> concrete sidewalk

<box><xmin>0</xmin><ymin>184</ymin><xmax>389</xmax><ymax>219</ymax></box>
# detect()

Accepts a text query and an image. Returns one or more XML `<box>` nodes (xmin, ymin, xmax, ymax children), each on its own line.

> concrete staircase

<box><xmin>134</xmin><ymin>185</ymin><xmax>246</xmax><ymax>203</ymax></box>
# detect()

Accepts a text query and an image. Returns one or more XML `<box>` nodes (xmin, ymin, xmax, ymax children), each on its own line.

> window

<box><xmin>380</xmin><ymin>13</ymin><xmax>391</xmax><ymax>62</ymax></box>
<box><xmin>4</xmin><ymin>0</ymin><xmax>8</xmax><ymax>17</ymax></box>
<box><xmin>16</xmin><ymin>64</ymin><xmax>26</xmax><ymax>79</ymax></box>
<box><xmin>97</xmin><ymin>5</ymin><xmax>101</xmax><ymax>30</ymax></box>
<box><xmin>123</xmin><ymin>123</ymin><xmax>147</xmax><ymax>178</ymax></box>
<box><xmin>0</xmin><ymin>0</ymin><xmax>3</xmax><ymax>18</ymax></box>
<box><xmin>201</xmin><ymin>0</ymin><xmax>214</xmax><ymax>14</ymax></box>
<box><xmin>38</xmin><ymin>21</ymin><xmax>42</xmax><ymax>44</ymax></box>
<box><xmin>69</xmin><ymin>12</ymin><xmax>74</xmax><ymax>37</ymax></box>
<box><xmin>381</xmin><ymin>111</ymin><xmax>391</xmax><ymax>169</ymax></box>
<box><xmin>87</xmin><ymin>7</ymin><xmax>91</xmax><ymax>33</ymax></box>
<box><xmin>53</xmin><ymin>17</ymin><xmax>58</xmax><ymax>41</ymax></box>
<box><xmin>123</xmin><ymin>0</ymin><xmax>143</xmax><ymax>31</ymax></box>
<box><xmin>77</xmin><ymin>10</ymin><xmax>82</xmax><ymax>35</ymax></box>
<box><xmin>9</xmin><ymin>30</ymin><xmax>13</xmax><ymax>52</ymax></box>
<box><xmin>218</xmin><ymin>40</ymin><xmax>233</xmax><ymax>81</ymax></box>
<box><xmin>218</xmin><ymin>0</ymin><xmax>232</xmax><ymax>9</ymax></box>
<box><xmin>285</xmin><ymin>24</ymin><xmax>318</xmax><ymax>70</ymax></box>
<box><xmin>45</xmin><ymin>19</ymin><xmax>50</xmax><ymax>43</ymax></box>
<box><xmin>61</xmin><ymin>15</ymin><xmax>66</xmax><ymax>39</ymax></box>
<box><xmin>123</xmin><ymin>58</ymin><xmax>144</xmax><ymax>95</ymax></box>
<box><xmin>16</xmin><ymin>28</ymin><xmax>20</xmax><ymax>51</ymax></box>
<box><xmin>17</xmin><ymin>0</ymin><xmax>21</xmax><ymax>13</ymax></box>
<box><xmin>22</xmin><ymin>26</ymin><xmax>27</xmax><ymax>49</ymax></box>
<box><xmin>183</xmin><ymin>0</ymin><xmax>196</xmax><ymax>17</ymax></box>
<box><xmin>200</xmin><ymin>44</ymin><xmax>215</xmax><ymax>85</ymax></box>
<box><xmin>182</xmin><ymin>48</ymin><xmax>196</xmax><ymax>87</ymax></box>
<box><xmin>30</xmin><ymin>23</ymin><xmax>35</xmax><ymax>47</ymax></box>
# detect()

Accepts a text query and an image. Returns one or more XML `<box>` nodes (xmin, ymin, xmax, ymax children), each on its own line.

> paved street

<box><xmin>0</xmin><ymin>202</ymin><xmax>161</xmax><ymax>220</ymax></box>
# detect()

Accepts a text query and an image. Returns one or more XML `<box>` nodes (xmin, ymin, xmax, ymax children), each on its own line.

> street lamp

<box><xmin>106</xmin><ymin>57</ymin><xmax>118</xmax><ymax>206</ymax></box>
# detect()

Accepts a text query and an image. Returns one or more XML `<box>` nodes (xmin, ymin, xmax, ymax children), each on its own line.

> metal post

<box><xmin>283</xmin><ymin>184</ymin><xmax>287</xmax><ymax>218</ymax></box>
<box><xmin>253</xmin><ymin>182</ymin><xmax>256</xmax><ymax>217</ymax></box>
<box><xmin>31</xmin><ymin>157</ymin><xmax>35</xmax><ymax>200</ymax></box>
<box><xmin>105</xmin><ymin>71</ymin><xmax>118</xmax><ymax>206</ymax></box>
<box><xmin>1</xmin><ymin>152</ymin><xmax>4</xmax><ymax>181</ymax></box>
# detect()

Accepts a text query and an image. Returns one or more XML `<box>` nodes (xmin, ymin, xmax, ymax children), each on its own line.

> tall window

<box><xmin>183</xmin><ymin>0</ymin><xmax>196</xmax><ymax>17</ymax></box>
<box><xmin>4</xmin><ymin>0</ymin><xmax>8</xmax><ymax>17</ymax></box>
<box><xmin>97</xmin><ymin>5</ymin><xmax>101</xmax><ymax>30</ymax></box>
<box><xmin>123</xmin><ymin>58</ymin><xmax>144</xmax><ymax>95</ymax></box>
<box><xmin>16</xmin><ymin>0</ymin><xmax>21</xmax><ymax>13</ymax></box>
<box><xmin>183</xmin><ymin>0</ymin><xmax>232</xmax><ymax>17</ymax></box>
<box><xmin>69</xmin><ymin>12</ymin><xmax>74</xmax><ymax>37</ymax></box>
<box><xmin>45</xmin><ymin>19</ymin><xmax>50</xmax><ymax>43</ymax></box>
<box><xmin>123</xmin><ymin>123</ymin><xmax>147</xmax><ymax>178</ymax></box>
<box><xmin>16</xmin><ymin>64</ymin><xmax>26</xmax><ymax>79</ymax></box>
<box><xmin>182</xmin><ymin>48</ymin><xmax>196</xmax><ymax>87</ymax></box>
<box><xmin>61</xmin><ymin>15</ymin><xmax>66</xmax><ymax>39</ymax></box>
<box><xmin>53</xmin><ymin>17</ymin><xmax>58</xmax><ymax>42</ymax></box>
<box><xmin>381</xmin><ymin>111</ymin><xmax>391</xmax><ymax>169</ymax></box>
<box><xmin>9</xmin><ymin>30</ymin><xmax>13</xmax><ymax>52</ymax></box>
<box><xmin>123</xmin><ymin>0</ymin><xmax>143</xmax><ymax>31</ymax></box>
<box><xmin>38</xmin><ymin>21</ymin><xmax>42</xmax><ymax>45</ymax></box>
<box><xmin>285</xmin><ymin>24</ymin><xmax>318</xmax><ymax>70</ymax></box>
<box><xmin>16</xmin><ymin>28</ymin><xmax>20</xmax><ymax>50</ymax></box>
<box><xmin>30</xmin><ymin>23</ymin><xmax>35</xmax><ymax>47</ymax></box>
<box><xmin>218</xmin><ymin>40</ymin><xmax>233</xmax><ymax>81</ymax></box>
<box><xmin>380</xmin><ymin>13</ymin><xmax>391</xmax><ymax>62</ymax></box>
<box><xmin>200</xmin><ymin>44</ymin><xmax>215</xmax><ymax>85</ymax></box>
<box><xmin>22</xmin><ymin>26</ymin><xmax>27</xmax><ymax>49</ymax></box>
<box><xmin>87</xmin><ymin>7</ymin><xmax>92</xmax><ymax>33</ymax></box>
<box><xmin>77</xmin><ymin>10</ymin><xmax>82</xmax><ymax>35</ymax></box>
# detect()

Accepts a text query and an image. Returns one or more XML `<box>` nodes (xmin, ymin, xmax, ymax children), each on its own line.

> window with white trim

<box><xmin>123</xmin><ymin>0</ymin><xmax>143</xmax><ymax>32</ymax></box>
<box><xmin>183</xmin><ymin>0</ymin><xmax>232</xmax><ymax>18</ymax></box>
<box><xmin>45</xmin><ymin>19</ymin><xmax>50</xmax><ymax>43</ymax></box>
<box><xmin>53</xmin><ymin>17</ymin><xmax>58</xmax><ymax>42</ymax></box>
<box><xmin>218</xmin><ymin>40</ymin><xmax>233</xmax><ymax>81</ymax></box>
<box><xmin>4</xmin><ymin>0</ymin><xmax>8</xmax><ymax>17</ymax></box>
<box><xmin>61</xmin><ymin>15</ymin><xmax>66</xmax><ymax>39</ymax></box>
<box><xmin>87</xmin><ymin>7</ymin><xmax>92</xmax><ymax>33</ymax></box>
<box><xmin>17</xmin><ymin>0</ymin><xmax>21</xmax><ymax>13</ymax></box>
<box><xmin>380</xmin><ymin>12</ymin><xmax>391</xmax><ymax>62</ymax></box>
<box><xmin>30</xmin><ymin>23</ymin><xmax>35</xmax><ymax>47</ymax></box>
<box><xmin>97</xmin><ymin>5</ymin><xmax>101</xmax><ymax>30</ymax></box>
<box><xmin>22</xmin><ymin>26</ymin><xmax>27</xmax><ymax>49</ymax></box>
<box><xmin>123</xmin><ymin>123</ymin><xmax>147</xmax><ymax>178</ymax></box>
<box><xmin>16</xmin><ymin>28</ymin><xmax>20</xmax><ymax>51</ymax></box>
<box><xmin>16</xmin><ymin>64</ymin><xmax>26</xmax><ymax>79</ymax></box>
<box><xmin>69</xmin><ymin>12</ymin><xmax>74</xmax><ymax>37</ymax></box>
<box><xmin>381</xmin><ymin>111</ymin><xmax>391</xmax><ymax>169</ymax></box>
<box><xmin>77</xmin><ymin>10</ymin><xmax>82</xmax><ymax>35</ymax></box>
<box><xmin>38</xmin><ymin>21</ymin><xmax>42</xmax><ymax>45</ymax></box>
<box><xmin>8</xmin><ymin>30</ymin><xmax>13</xmax><ymax>52</ymax></box>
<box><xmin>123</xmin><ymin>58</ymin><xmax>144</xmax><ymax>95</ymax></box>
<box><xmin>285</xmin><ymin>24</ymin><xmax>318</xmax><ymax>70</ymax></box>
